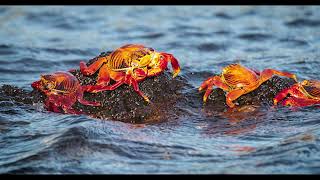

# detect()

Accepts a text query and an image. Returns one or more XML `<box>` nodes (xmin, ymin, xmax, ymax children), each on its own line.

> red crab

<box><xmin>274</xmin><ymin>79</ymin><xmax>320</xmax><ymax>107</ymax></box>
<box><xmin>31</xmin><ymin>71</ymin><xmax>100</xmax><ymax>114</ymax></box>
<box><xmin>199</xmin><ymin>64</ymin><xmax>297</xmax><ymax>108</ymax></box>
<box><xmin>78</xmin><ymin>44</ymin><xmax>181</xmax><ymax>103</ymax></box>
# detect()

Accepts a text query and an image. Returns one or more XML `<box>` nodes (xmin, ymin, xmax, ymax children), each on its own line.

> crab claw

<box><xmin>31</xmin><ymin>80</ymin><xmax>42</xmax><ymax>90</ymax></box>
<box><xmin>134</xmin><ymin>68</ymin><xmax>147</xmax><ymax>80</ymax></box>
<box><xmin>273</xmin><ymin>87</ymin><xmax>290</xmax><ymax>106</ymax></box>
<box><xmin>159</xmin><ymin>52</ymin><xmax>181</xmax><ymax>78</ymax></box>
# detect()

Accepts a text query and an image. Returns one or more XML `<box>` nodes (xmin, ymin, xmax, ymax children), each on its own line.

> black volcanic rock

<box><xmin>0</xmin><ymin>84</ymin><xmax>45</xmax><ymax>105</ymax></box>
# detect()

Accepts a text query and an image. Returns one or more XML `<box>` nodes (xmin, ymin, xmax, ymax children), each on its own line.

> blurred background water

<box><xmin>1</xmin><ymin>6</ymin><xmax>320</xmax><ymax>174</ymax></box>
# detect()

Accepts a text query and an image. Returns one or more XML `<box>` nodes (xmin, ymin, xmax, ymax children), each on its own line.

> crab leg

<box><xmin>282</xmin><ymin>97</ymin><xmax>320</xmax><ymax>107</ymax></box>
<box><xmin>96</xmin><ymin>64</ymin><xmax>111</xmax><ymax>86</ymax></box>
<box><xmin>260</xmin><ymin>69</ymin><xmax>297</xmax><ymax>83</ymax></box>
<box><xmin>83</xmin><ymin>68</ymin><xmax>127</xmax><ymax>93</ymax></box>
<box><xmin>273</xmin><ymin>84</ymin><xmax>306</xmax><ymax>105</ymax></box>
<box><xmin>83</xmin><ymin>79</ymin><xmax>125</xmax><ymax>93</ymax></box>
<box><xmin>225</xmin><ymin>89</ymin><xmax>247</xmax><ymax>108</ymax></box>
<box><xmin>273</xmin><ymin>87</ymin><xmax>291</xmax><ymax>105</ymax></box>
<box><xmin>202</xmin><ymin>86</ymin><xmax>213</xmax><ymax>103</ymax></box>
<box><xmin>125</xmin><ymin>73</ymin><xmax>150</xmax><ymax>103</ymax></box>
<box><xmin>104</xmin><ymin>80</ymin><xmax>125</xmax><ymax>90</ymax></box>
<box><xmin>77</xmin><ymin>89</ymin><xmax>101</xmax><ymax>106</ymax></box>
<box><xmin>199</xmin><ymin>76</ymin><xmax>229</xmax><ymax>103</ymax></box>
<box><xmin>131</xmin><ymin>77</ymin><xmax>150</xmax><ymax>103</ymax></box>
<box><xmin>77</xmin><ymin>97</ymin><xmax>101</xmax><ymax>106</ymax></box>
<box><xmin>80</xmin><ymin>57</ymin><xmax>108</xmax><ymax>76</ymax></box>
<box><xmin>199</xmin><ymin>77</ymin><xmax>212</xmax><ymax>92</ymax></box>
<box><xmin>199</xmin><ymin>76</ymin><xmax>229</xmax><ymax>92</ymax></box>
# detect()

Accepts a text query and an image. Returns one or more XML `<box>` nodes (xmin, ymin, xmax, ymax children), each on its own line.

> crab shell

<box><xmin>221</xmin><ymin>64</ymin><xmax>260</xmax><ymax>90</ymax></box>
<box><xmin>32</xmin><ymin>71</ymin><xmax>80</xmax><ymax>95</ymax></box>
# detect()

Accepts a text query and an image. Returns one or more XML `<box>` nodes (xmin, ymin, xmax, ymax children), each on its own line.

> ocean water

<box><xmin>1</xmin><ymin>6</ymin><xmax>320</xmax><ymax>174</ymax></box>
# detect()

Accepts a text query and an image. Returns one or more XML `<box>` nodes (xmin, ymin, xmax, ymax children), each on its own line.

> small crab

<box><xmin>199</xmin><ymin>64</ymin><xmax>297</xmax><ymax>108</ymax></box>
<box><xmin>31</xmin><ymin>71</ymin><xmax>100</xmax><ymax>114</ymax></box>
<box><xmin>78</xmin><ymin>44</ymin><xmax>180</xmax><ymax>103</ymax></box>
<box><xmin>274</xmin><ymin>79</ymin><xmax>320</xmax><ymax>107</ymax></box>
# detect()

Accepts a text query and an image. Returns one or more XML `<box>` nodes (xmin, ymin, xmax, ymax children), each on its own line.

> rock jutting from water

<box><xmin>0</xmin><ymin>51</ymin><xmax>297</xmax><ymax>124</ymax></box>
<box><xmin>200</xmin><ymin>75</ymin><xmax>296</xmax><ymax>112</ymax></box>
<box><xmin>38</xmin><ymin>51</ymin><xmax>187</xmax><ymax>124</ymax></box>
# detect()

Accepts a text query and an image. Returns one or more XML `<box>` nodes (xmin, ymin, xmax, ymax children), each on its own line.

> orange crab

<box><xmin>274</xmin><ymin>79</ymin><xmax>320</xmax><ymax>107</ymax></box>
<box><xmin>199</xmin><ymin>64</ymin><xmax>297</xmax><ymax>108</ymax></box>
<box><xmin>78</xmin><ymin>44</ymin><xmax>180</xmax><ymax>103</ymax></box>
<box><xmin>31</xmin><ymin>71</ymin><xmax>100</xmax><ymax>114</ymax></box>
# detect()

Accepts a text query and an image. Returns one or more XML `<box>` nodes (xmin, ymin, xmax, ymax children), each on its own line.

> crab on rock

<box><xmin>31</xmin><ymin>71</ymin><xmax>100</xmax><ymax>114</ymax></box>
<box><xmin>199</xmin><ymin>64</ymin><xmax>297</xmax><ymax>108</ymax></box>
<box><xmin>274</xmin><ymin>79</ymin><xmax>320</xmax><ymax>107</ymax></box>
<box><xmin>78</xmin><ymin>44</ymin><xmax>181</xmax><ymax>103</ymax></box>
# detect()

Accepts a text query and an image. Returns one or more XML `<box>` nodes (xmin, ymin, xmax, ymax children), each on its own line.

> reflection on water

<box><xmin>1</xmin><ymin>6</ymin><xmax>320</xmax><ymax>174</ymax></box>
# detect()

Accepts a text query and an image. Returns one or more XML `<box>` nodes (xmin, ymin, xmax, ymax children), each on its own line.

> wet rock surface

<box><xmin>0</xmin><ymin>84</ymin><xmax>45</xmax><ymax>105</ymax></box>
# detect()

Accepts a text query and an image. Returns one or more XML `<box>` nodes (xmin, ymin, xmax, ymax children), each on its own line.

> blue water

<box><xmin>1</xmin><ymin>6</ymin><xmax>320</xmax><ymax>174</ymax></box>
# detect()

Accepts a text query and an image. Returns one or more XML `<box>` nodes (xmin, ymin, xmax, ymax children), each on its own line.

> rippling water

<box><xmin>1</xmin><ymin>6</ymin><xmax>320</xmax><ymax>174</ymax></box>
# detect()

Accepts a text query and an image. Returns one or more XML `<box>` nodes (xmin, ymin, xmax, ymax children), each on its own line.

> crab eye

<box><xmin>160</xmin><ymin>55</ymin><xmax>164</xmax><ymax>60</ymax></box>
